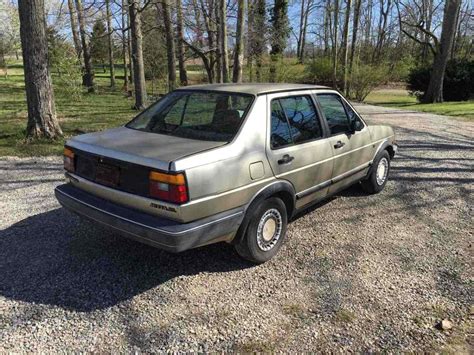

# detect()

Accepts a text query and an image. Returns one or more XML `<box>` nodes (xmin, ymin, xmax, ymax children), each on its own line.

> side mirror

<box><xmin>350</xmin><ymin>119</ymin><xmax>363</xmax><ymax>132</ymax></box>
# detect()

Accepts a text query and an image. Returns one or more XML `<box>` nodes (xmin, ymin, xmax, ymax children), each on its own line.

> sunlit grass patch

<box><xmin>365</xmin><ymin>88</ymin><xmax>474</xmax><ymax>120</ymax></box>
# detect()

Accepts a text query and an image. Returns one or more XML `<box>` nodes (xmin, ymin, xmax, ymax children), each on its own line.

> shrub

<box><xmin>304</xmin><ymin>57</ymin><xmax>334</xmax><ymax>86</ymax></box>
<box><xmin>407</xmin><ymin>59</ymin><xmax>474</xmax><ymax>102</ymax></box>
<box><xmin>348</xmin><ymin>64</ymin><xmax>387</xmax><ymax>102</ymax></box>
<box><xmin>273</xmin><ymin>58</ymin><xmax>307</xmax><ymax>83</ymax></box>
<box><xmin>388</xmin><ymin>56</ymin><xmax>416</xmax><ymax>82</ymax></box>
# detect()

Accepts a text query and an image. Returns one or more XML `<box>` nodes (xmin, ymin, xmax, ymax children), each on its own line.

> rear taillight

<box><xmin>149</xmin><ymin>171</ymin><xmax>188</xmax><ymax>204</ymax></box>
<box><xmin>64</xmin><ymin>147</ymin><xmax>75</xmax><ymax>172</ymax></box>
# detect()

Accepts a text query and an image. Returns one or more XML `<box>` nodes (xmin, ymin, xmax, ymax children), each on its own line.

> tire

<box><xmin>361</xmin><ymin>150</ymin><xmax>391</xmax><ymax>194</ymax></box>
<box><xmin>235</xmin><ymin>197</ymin><xmax>288</xmax><ymax>264</ymax></box>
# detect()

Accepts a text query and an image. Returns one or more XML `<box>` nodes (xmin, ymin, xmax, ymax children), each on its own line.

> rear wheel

<box><xmin>361</xmin><ymin>150</ymin><xmax>390</xmax><ymax>194</ymax></box>
<box><xmin>235</xmin><ymin>197</ymin><xmax>288</xmax><ymax>263</ymax></box>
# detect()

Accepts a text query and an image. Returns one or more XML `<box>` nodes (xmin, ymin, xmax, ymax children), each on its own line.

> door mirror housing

<box><xmin>350</xmin><ymin>119</ymin><xmax>364</xmax><ymax>133</ymax></box>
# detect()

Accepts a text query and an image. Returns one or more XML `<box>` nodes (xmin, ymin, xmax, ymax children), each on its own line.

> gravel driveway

<box><xmin>1</xmin><ymin>104</ymin><xmax>472</xmax><ymax>352</ymax></box>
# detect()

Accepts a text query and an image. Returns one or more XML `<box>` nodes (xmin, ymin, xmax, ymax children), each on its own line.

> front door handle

<box><xmin>334</xmin><ymin>141</ymin><xmax>345</xmax><ymax>149</ymax></box>
<box><xmin>278</xmin><ymin>154</ymin><xmax>294</xmax><ymax>165</ymax></box>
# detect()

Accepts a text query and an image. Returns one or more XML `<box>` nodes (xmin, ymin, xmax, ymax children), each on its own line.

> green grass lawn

<box><xmin>0</xmin><ymin>64</ymin><xmax>162</xmax><ymax>156</ymax></box>
<box><xmin>364</xmin><ymin>88</ymin><xmax>474</xmax><ymax>120</ymax></box>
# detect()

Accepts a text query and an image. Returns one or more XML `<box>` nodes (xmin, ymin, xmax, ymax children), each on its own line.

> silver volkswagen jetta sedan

<box><xmin>55</xmin><ymin>83</ymin><xmax>397</xmax><ymax>263</ymax></box>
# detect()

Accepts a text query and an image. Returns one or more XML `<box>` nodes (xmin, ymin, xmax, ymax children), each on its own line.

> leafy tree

<box><xmin>90</xmin><ymin>19</ymin><xmax>108</xmax><ymax>68</ymax></box>
<box><xmin>47</xmin><ymin>26</ymin><xmax>83</xmax><ymax>101</ymax></box>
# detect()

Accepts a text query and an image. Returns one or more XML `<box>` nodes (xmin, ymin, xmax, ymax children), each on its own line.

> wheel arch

<box><xmin>373</xmin><ymin>140</ymin><xmax>394</xmax><ymax>161</ymax></box>
<box><xmin>231</xmin><ymin>180</ymin><xmax>296</xmax><ymax>245</ymax></box>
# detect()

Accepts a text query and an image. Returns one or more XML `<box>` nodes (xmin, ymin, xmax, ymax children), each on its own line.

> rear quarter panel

<box><xmin>174</xmin><ymin>96</ymin><xmax>276</xmax><ymax>222</ymax></box>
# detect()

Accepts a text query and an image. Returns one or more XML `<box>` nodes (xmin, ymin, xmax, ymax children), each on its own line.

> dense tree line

<box><xmin>2</xmin><ymin>0</ymin><xmax>472</xmax><ymax>138</ymax></box>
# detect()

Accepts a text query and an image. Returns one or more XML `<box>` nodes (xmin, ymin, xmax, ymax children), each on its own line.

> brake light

<box><xmin>64</xmin><ymin>147</ymin><xmax>75</xmax><ymax>172</ymax></box>
<box><xmin>149</xmin><ymin>171</ymin><xmax>188</xmax><ymax>204</ymax></box>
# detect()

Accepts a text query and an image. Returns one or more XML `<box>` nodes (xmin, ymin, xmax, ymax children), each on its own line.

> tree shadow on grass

<box><xmin>0</xmin><ymin>208</ymin><xmax>252</xmax><ymax>312</ymax></box>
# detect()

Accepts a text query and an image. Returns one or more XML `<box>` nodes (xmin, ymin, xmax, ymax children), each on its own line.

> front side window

<box><xmin>317</xmin><ymin>94</ymin><xmax>350</xmax><ymax>135</ymax></box>
<box><xmin>345</xmin><ymin>102</ymin><xmax>365</xmax><ymax>131</ymax></box>
<box><xmin>270</xmin><ymin>95</ymin><xmax>322</xmax><ymax>149</ymax></box>
<box><xmin>127</xmin><ymin>91</ymin><xmax>254</xmax><ymax>142</ymax></box>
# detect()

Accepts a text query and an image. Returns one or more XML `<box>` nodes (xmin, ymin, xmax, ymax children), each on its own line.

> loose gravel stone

<box><xmin>0</xmin><ymin>105</ymin><xmax>473</xmax><ymax>352</ymax></box>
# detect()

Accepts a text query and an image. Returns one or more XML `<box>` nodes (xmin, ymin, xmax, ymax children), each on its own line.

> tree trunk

<box><xmin>332</xmin><ymin>0</ymin><xmax>339</xmax><ymax>88</ymax></box>
<box><xmin>129</xmin><ymin>0</ymin><xmax>147</xmax><ymax>109</ymax></box>
<box><xmin>297</xmin><ymin>0</ymin><xmax>305</xmax><ymax>61</ymax></box>
<box><xmin>246</xmin><ymin>0</ymin><xmax>254</xmax><ymax>81</ymax></box>
<box><xmin>0</xmin><ymin>51</ymin><xmax>5</xmax><ymax>68</ymax></box>
<box><xmin>372</xmin><ymin>0</ymin><xmax>391</xmax><ymax>62</ymax></box>
<box><xmin>421</xmin><ymin>0</ymin><xmax>434</xmax><ymax>63</ymax></box>
<box><xmin>214</xmin><ymin>1</ymin><xmax>222</xmax><ymax>83</ymax></box>
<box><xmin>450</xmin><ymin>1</ymin><xmax>461</xmax><ymax>60</ymax></box>
<box><xmin>341</xmin><ymin>0</ymin><xmax>352</xmax><ymax>94</ymax></box>
<box><xmin>323</xmin><ymin>0</ymin><xmax>330</xmax><ymax>55</ymax></box>
<box><xmin>127</xmin><ymin>4</ymin><xmax>134</xmax><ymax>87</ymax></box>
<box><xmin>300</xmin><ymin>2</ymin><xmax>310</xmax><ymax>63</ymax></box>
<box><xmin>365</xmin><ymin>0</ymin><xmax>372</xmax><ymax>45</ymax></box>
<box><xmin>18</xmin><ymin>0</ymin><xmax>62</xmax><ymax>139</ymax></box>
<box><xmin>197</xmin><ymin>0</ymin><xmax>215</xmax><ymax>83</ymax></box>
<box><xmin>121</xmin><ymin>0</ymin><xmax>129</xmax><ymax>93</ymax></box>
<box><xmin>162</xmin><ymin>0</ymin><xmax>177</xmax><ymax>91</ymax></box>
<box><xmin>106</xmin><ymin>0</ymin><xmax>116</xmax><ymax>88</ymax></box>
<box><xmin>218</xmin><ymin>0</ymin><xmax>229</xmax><ymax>82</ymax></box>
<box><xmin>176</xmin><ymin>0</ymin><xmax>188</xmax><ymax>86</ymax></box>
<box><xmin>232</xmin><ymin>0</ymin><xmax>245</xmax><ymax>83</ymax></box>
<box><xmin>192</xmin><ymin>0</ymin><xmax>205</xmax><ymax>47</ymax></box>
<box><xmin>347</xmin><ymin>0</ymin><xmax>361</xmax><ymax>95</ymax></box>
<box><xmin>67</xmin><ymin>0</ymin><xmax>82</xmax><ymax>65</ymax></box>
<box><xmin>75</xmin><ymin>0</ymin><xmax>94</xmax><ymax>92</ymax></box>
<box><xmin>422</xmin><ymin>0</ymin><xmax>461</xmax><ymax>103</ymax></box>
<box><xmin>269</xmin><ymin>0</ymin><xmax>289</xmax><ymax>83</ymax></box>
<box><xmin>254</xmin><ymin>0</ymin><xmax>265</xmax><ymax>82</ymax></box>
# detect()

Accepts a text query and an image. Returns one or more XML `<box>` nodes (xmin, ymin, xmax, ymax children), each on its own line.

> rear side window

<box><xmin>271</xmin><ymin>100</ymin><xmax>293</xmax><ymax>148</ymax></box>
<box><xmin>127</xmin><ymin>91</ymin><xmax>254</xmax><ymax>142</ymax></box>
<box><xmin>317</xmin><ymin>94</ymin><xmax>350</xmax><ymax>135</ymax></box>
<box><xmin>270</xmin><ymin>95</ymin><xmax>322</xmax><ymax>149</ymax></box>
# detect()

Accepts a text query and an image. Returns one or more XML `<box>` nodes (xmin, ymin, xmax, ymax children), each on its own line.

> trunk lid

<box><xmin>67</xmin><ymin>126</ymin><xmax>227</xmax><ymax>171</ymax></box>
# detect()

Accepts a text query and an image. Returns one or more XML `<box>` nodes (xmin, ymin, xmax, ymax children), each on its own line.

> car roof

<box><xmin>174</xmin><ymin>83</ymin><xmax>331</xmax><ymax>96</ymax></box>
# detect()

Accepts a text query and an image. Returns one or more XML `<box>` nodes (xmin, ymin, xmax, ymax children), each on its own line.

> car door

<box><xmin>315</xmin><ymin>93</ymin><xmax>374</xmax><ymax>194</ymax></box>
<box><xmin>265</xmin><ymin>92</ymin><xmax>334</xmax><ymax>209</ymax></box>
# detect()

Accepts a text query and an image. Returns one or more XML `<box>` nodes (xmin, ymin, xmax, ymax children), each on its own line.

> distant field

<box><xmin>364</xmin><ymin>88</ymin><xmax>474</xmax><ymax>120</ymax></box>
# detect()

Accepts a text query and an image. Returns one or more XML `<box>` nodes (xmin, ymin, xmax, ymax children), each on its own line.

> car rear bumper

<box><xmin>55</xmin><ymin>184</ymin><xmax>244</xmax><ymax>252</ymax></box>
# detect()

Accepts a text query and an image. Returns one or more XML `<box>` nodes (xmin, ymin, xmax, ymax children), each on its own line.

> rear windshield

<box><xmin>126</xmin><ymin>91</ymin><xmax>254</xmax><ymax>142</ymax></box>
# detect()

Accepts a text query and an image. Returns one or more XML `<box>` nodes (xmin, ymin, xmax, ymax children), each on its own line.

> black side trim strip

<box><xmin>295</xmin><ymin>180</ymin><xmax>331</xmax><ymax>199</ymax></box>
<box><xmin>296</xmin><ymin>162</ymin><xmax>370</xmax><ymax>199</ymax></box>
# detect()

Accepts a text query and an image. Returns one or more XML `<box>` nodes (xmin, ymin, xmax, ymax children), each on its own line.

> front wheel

<box><xmin>235</xmin><ymin>197</ymin><xmax>288</xmax><ymax>263</ymax></box>
<box><xmin>361</xmin><ymin>150</ymin><xmax>391</xmax><ymax>194</ymax></box>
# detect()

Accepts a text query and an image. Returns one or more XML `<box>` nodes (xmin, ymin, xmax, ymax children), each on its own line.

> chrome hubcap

<box><xmin>376</xmin><ymin>157</ymin><xmax>389</xmax><ymax>185</ymax></box>
<box><xmin>257</xmin><ymin>208</ymin><xmax>282</xmax><ymax>251</ymax></box>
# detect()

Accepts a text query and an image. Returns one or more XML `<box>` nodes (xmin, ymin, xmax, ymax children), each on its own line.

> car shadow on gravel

<box><xmin>0</xmin><ymin>208</ymin><xmax>252</xmax><ymax>312</ymax></box>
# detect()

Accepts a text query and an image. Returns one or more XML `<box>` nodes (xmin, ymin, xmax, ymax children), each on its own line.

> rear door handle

<box><xmin>334</xmin><ymin>141</ymin><xmax>345</xmax><ymax>149</ymax></box>
<box><xmin>278</xmin><ymin>154</ymin><xmax>294</xmax><ymax>165</ymax></box>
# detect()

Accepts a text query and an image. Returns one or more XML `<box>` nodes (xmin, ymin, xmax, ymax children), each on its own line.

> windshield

<box><xmin>126</xmin><ymin>91</ymin><xmax>254</xmax><ymax>142</ymax></box>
